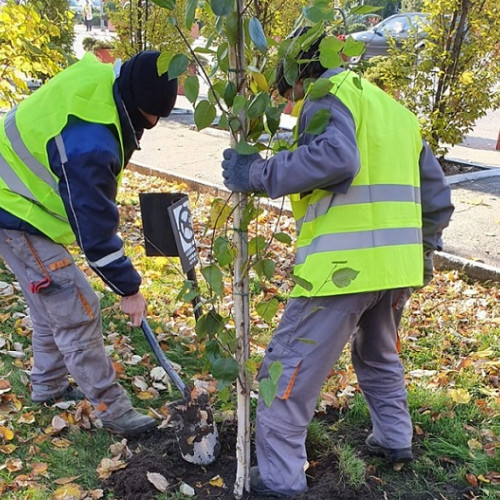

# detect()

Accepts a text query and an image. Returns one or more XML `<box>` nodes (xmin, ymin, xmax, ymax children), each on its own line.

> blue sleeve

<box><xmin>249</xmin><ymin>94</ymin><xmax>360</xmax><ymax>199</ymax></box>
<box><xmin>47</xmin><ymin>120</ymin><xmax>141</xmax><ymax>296</ymax></box>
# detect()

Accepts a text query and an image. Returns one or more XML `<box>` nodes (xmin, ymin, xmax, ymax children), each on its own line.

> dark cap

<box><xmin>117</xmin><ymin>50</ymin><xmax>178</xmax><ymax>130</ymax></box>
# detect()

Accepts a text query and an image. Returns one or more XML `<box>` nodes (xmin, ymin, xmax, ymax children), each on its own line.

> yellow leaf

<box><xmin>52</xmin><ymin>483</ymin><xmax>84</xmax><ymax>500</ymax></box>
<box><xmin>449</xmin><ymin>388</ymin><xmax>471</xmax><ymax>404</ymax></box>
<box><xmin>209</xmin><ymin>474</ymin><xmax>225</xmax><ymax>488</ymax></box>
<box><xmin>0</xmin><ymin>426</ymin><xmax>14</xmax><ymax>440</ymax></box>
<box><xmin>467</xmin><ymin>438</ymin><xmax>482</xmax><ymax>451</ymax></box>
<box><xmin>137</xmin><ymin>391</ymin><xmax>154</xmax><ymax>400</ymax></box>
<box><xmin>52</xmin><ymin>438</ymin><xmax>73</xmax><ymax>448</ymax></box>
<box><xmin>0</xmin><ymin>444</ymin><xmax>17</xmax><ymax>454</ymax></box>
<box><xmin>471</xmin><ymin>348</ymin><xmax>494</xmax><ymax>359</ymax></box>
<box><xmin>459</xmin><ymin>71</ymin><xmax>474</xmax><ymax>85</ymax></box>
<box><xmin>251</xmin><ymin>72</ymin><xmax>269</xmax><ymax>92</ymax></box>
<box><xmin>477</xmin><ymin>474</ymin><xmax>490</xmax><ymax>483</ymax></box>
<box><xmin>96</xmin><ymin>457</ymin><xmax>127</xmax><ymax>479</ymax></box>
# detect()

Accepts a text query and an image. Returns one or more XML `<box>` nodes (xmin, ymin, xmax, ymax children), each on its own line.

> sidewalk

<box><xmin>130</xmin><ymin>95</ymin><xmax>500</xmax><ymax>283</ymax></box>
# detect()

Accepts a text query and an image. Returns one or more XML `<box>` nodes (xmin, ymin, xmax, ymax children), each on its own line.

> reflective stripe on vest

<box><xmin>1</xmin><ymin>109</ymin><xmax>60</xmax><ymax>199</ymax></box>
<box><xmin>295</xmin><ymin>184</ymin><xmax>421</xmax><ymax>233</ymax></box>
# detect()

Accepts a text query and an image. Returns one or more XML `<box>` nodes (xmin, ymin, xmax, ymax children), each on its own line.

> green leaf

<box><xmin>254</xmin><ymin>259</ymin><xmax>275</xmax><ymax>279</ymax></box>
<box><xmin>331</xmin><ymin>267</ymin><xmax>360</xmax><ymax>288</ymax></box>
<box><xmin>210</xmin><ymin>0</ymin><xmax>234</xmax><ymax>15</ymax></box>
<box><xmin>194</xmin><ymin>100</ymin><xmax>216</xmax><ymax>130</ymax></box>
<box><xmin>307</xmin><ymin>78</ymin><xmax>334</xmax><ymax>100</ymax></box>
<box><xmin>343</xmin><ymin>37</ymin><xmax>365</xmax><ymax>57</ymax></box>
<box><xmin>201</xmin><ymin>264</ymin><xmax>224</xmax><ymax>296</ymax></box>
<box><xmin>235</xmin><ymin>140</ymin><xmax>259</xmax><ymax>155</ymax></box>
<box><xmin>248</xmin><ymin>235</ymin><xmax>266</xmax><ymax>255</ymax></box>
<box><xmin>268</xmin><ymin>360</ymin><xmax>283</xmax><ymax>384</ymax></box>
<box><xmin>256</xmin><ymin>298</ymin><xmax>279</xmax><ymax>323</ymax></box>
<box><xmin>259</xmin><ymin>377</ymin><xmax>278</xmax><ymax>407</ymax></box>
<box><xmin>291</xmin><ymin>274</ymin><xmax>313</xmax><ymax>291</ymax></box>
<box><xmin>209</xmin><ymin>198</ymin><xmax>232</xmax><ymax>229</ymax></box>
<box><xmin>168</xmin><ymin>54</ymin><xmax>189</xmax><ymax>79</ymax></box>
<box><xmin>296</xmin><ymin>337</ymin><xmax>317</xmax><ymax>345</ymax></box>
<box><xmin>223</xmin><ymin>81</ymin><xmax>237</xmax><ymax>107</ymax></box>
<box><xmin>232</xmin><ymin>95</ymin><xmax>247</xmax><ymax>114</ymax></box>
<box><xmin>212</xmin><ymin>356</ymin><xmax>239</xmax><ymax>383</ymax></box>
<box><xmin>247</xmin><ymin>92</ymin><xmax>269</xmax><ymax>120</ymax></box>
<box><xmin>249</xmin><ymin>16</ymin><xmax>268</xmax><ymax>53</ymax></box>
<box><xmin>352</xmin><ymin>76</ymin><xmax>363</xmax><ymax>91</ymax></box>
<box><xmin>265</xmin><ymin>105</ymin><xmax>283</xmax><ymax>136</ymax></box>
<box><xmin>195</xmin><ymin>310</ymin><xmax>224</xmax><ymax>338</ymax></box>
<box><xmin>283</xmin><ymin>58</ymin><xmax>298</xmax><ymax>87</ymax></box>
<box><xmin>213</xmin><ymin>236</ymin><xmax>234</xmax><ymax>267</ymax></box>
<box><xmin>184</xmin><ymin>75</ymin><xmax>199</xmax><ymax>104</ymax></box>
<box><xmin>224</xmin><ymin>12</ymin><xmax>239</xmax><ymax>45</ymax></box>
<box><xmin>305</xmin><ymin>109</ymin><xmax>331</xmax><ymax>135</ymax></box>
<box><xmin>319</xmin><ymin>37</ymin><xmax>343</xmax><ymax>69</ymax></box>
<box><xmin>303</xmin><ymin>0</ymin><xmax>335</xmax><ymax>23</ymax></box>
<box><xmin>157</xmin><ymin>51</ymin><xmax>174</xmax><ymax>76</ymax></box>
<box><xmin>185</xmin><ymin>0</ymin><xmax>198</xmax><ymax>28</ymax></box>
<box><xmin>274</xmin><ymin>232</ymin><xmax>292</xmax><ymax>245</ymax></box>
<box><xmin>150</xmin><ymin>0</ymin><xmax>176</xmax><ymax>10</ymax></box>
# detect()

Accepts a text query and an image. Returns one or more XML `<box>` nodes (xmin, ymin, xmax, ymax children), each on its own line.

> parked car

<box><xmin>349</xmin><ymin>12</ymin><xmax>428</xmax><ymax>63</ymax></box>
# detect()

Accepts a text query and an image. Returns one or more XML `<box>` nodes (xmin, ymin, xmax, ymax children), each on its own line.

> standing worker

<box><xmin>0</xmin><ymin>51</ymin><xmax>177</xmax><ymax>436</ymax></box>
<box><xmin>83</xmin><ymin>0</ymin><xmax>93</xmax><ymax>31</ymax></box>
<box><xmin>221</xmin><ymin>32</ymin><xmax>454</xmax><ymax>497</ymax></box>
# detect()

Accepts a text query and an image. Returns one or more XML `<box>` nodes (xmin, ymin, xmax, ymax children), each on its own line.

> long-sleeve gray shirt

<box><xmin>249</xmin><ymin>70</ymin><xmax>454</xmax><ymax>252</ymax></box>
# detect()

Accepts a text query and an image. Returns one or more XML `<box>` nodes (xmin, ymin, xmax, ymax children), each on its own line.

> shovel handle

<box><xmin>141</xmin><ymin>318</ymin><xmax>191</xmax><ymax>400</ymax></box>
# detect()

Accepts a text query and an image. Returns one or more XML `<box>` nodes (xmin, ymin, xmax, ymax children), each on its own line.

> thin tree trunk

<box><xmin>229</xmin><ymin>0</ymin><xmax>251</xmax><ymax>496</ymax></box>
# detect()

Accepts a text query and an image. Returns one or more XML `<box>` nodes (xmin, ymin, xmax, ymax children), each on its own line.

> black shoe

<box><xmin>365</xmin><ymin>434</ymin><xmax>413</xmax><ymax>464</ymax></box>
<box><xmin>250</xmin><ymin>466</ymin><xmax>289</xmax><ymax>498</ymax></box>
<box><xmin>101</xmin><ymin>409</ymin><xmax>157</xmax><ymax>437</ymax></box>
<box><xmin>32</xmin><ymin>385</ymin><xmax>85</xmax><ymax>404</ymax></box>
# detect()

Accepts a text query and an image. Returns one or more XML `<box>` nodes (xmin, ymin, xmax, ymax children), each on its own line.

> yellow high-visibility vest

<box><xmin>0</xmin><ymin>53</ymin><xmax>123</xmax><ymax>244</ymax></box>
<box><xmin>290</xmin><ymin>71</ymin><xmax>423</xmax><ymax>297</ymax></box>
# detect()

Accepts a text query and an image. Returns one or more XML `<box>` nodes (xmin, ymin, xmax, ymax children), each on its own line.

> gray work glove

<box><xmin>221</xmin><ymin>148</ymin><xmax>261</xmax><ymax>192</ymax></box>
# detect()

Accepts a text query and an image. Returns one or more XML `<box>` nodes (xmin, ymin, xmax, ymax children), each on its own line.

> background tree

<box><xmin>109</xmin><ymin>0</ymin><xmax>193</xmax><ymax>59</ymax></box>
<box><xmin>362</xmin><ymin>0</ymin><xmax>500</xmax><ymax>158</ymax></box>
<box><xmin>0</xmin><ymin>1</ymin><xmax>69</xmax><ymax>108</ymax></box>
<box><xmin>34</xmin><ymin>0</ymin><xmax>77</xmax><ymax>64</ymax></box>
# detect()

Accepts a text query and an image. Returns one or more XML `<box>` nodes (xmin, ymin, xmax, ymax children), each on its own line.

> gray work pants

<box><xmin>255</xmin><ymin>289</ymin><xmax>413</xmax><ymax>496</ymax></box>
<box><xmin>0</xmin><ymin>229</ymin><xmax>132</xmax><ymax>419</ymax></box>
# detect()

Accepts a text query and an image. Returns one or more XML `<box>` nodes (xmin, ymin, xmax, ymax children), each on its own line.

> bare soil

<box><xmin>103</xmin><ymin>408</ymin><xmax>479</xmax><ymax>500</ymax></box>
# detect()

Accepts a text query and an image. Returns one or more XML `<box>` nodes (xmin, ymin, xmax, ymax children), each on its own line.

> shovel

<box><xmin>141</xmin><ymin>318</ymin><xmax>220</xmax><ymax>465</ymax></box>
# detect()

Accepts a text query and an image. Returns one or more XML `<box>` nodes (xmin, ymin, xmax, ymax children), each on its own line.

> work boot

<box><xmin>365</xmin><ymin>434</ymin><xmax>413</xmax><ymax>464</ymax></box>
<box><xmin>32</xmin><ymin>385</ymin><xmax>85</xmax><ymax>405</ymax></box>
<box><xmin>250</xmin><ymin>466</ymin><xmax>290</xmax><ymax>498</ymax></box>
<box><xmin>101</xmin><ymin>409</ymin><xmax>157</xmax><ymax>437</ymax></box>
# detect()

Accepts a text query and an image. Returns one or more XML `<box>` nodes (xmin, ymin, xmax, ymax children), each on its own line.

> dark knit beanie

<box><xmin>117</xmin><ymin>50</ymin><xmax>178</xmax><ymax>131</ymax></box>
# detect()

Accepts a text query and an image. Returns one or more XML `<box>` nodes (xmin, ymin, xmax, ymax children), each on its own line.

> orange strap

<box><xmin>48</xmin><ymin>258</ymin><xmax>72</xmax><ymax>271</ymax></box>
<box><xmin>278</xmin><ymin>361</ymin><xmax>302</xmax><ymax>400</ymax></box>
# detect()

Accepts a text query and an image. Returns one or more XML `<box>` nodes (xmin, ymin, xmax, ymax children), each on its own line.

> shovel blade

<box><xmin>168</xmin><ymin>392</ymin><xmax>220</xmax><ymax>465</ymax></box>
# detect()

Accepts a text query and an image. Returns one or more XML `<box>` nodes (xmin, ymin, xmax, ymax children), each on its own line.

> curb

<box><xmin>129</xmin><ymin>160</ymin><xmax>500</xmax><ymax>285</ymax></box>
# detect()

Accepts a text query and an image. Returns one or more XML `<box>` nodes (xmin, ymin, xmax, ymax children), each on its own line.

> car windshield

<box><xmin>375</xmin><ymin>14</ymin><xmax>427</xmax><ymax>35</ymax></box>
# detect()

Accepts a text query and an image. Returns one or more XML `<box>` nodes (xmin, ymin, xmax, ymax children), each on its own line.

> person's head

<box><xmin>116</xmin><ymin>50</ymin><xmax>178</xmax><ymax>133</ymax></box>
<box><xmin>275</xmin><ymin>28</ymin><xmax>327</xmax><ymax>101</ymax></box>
